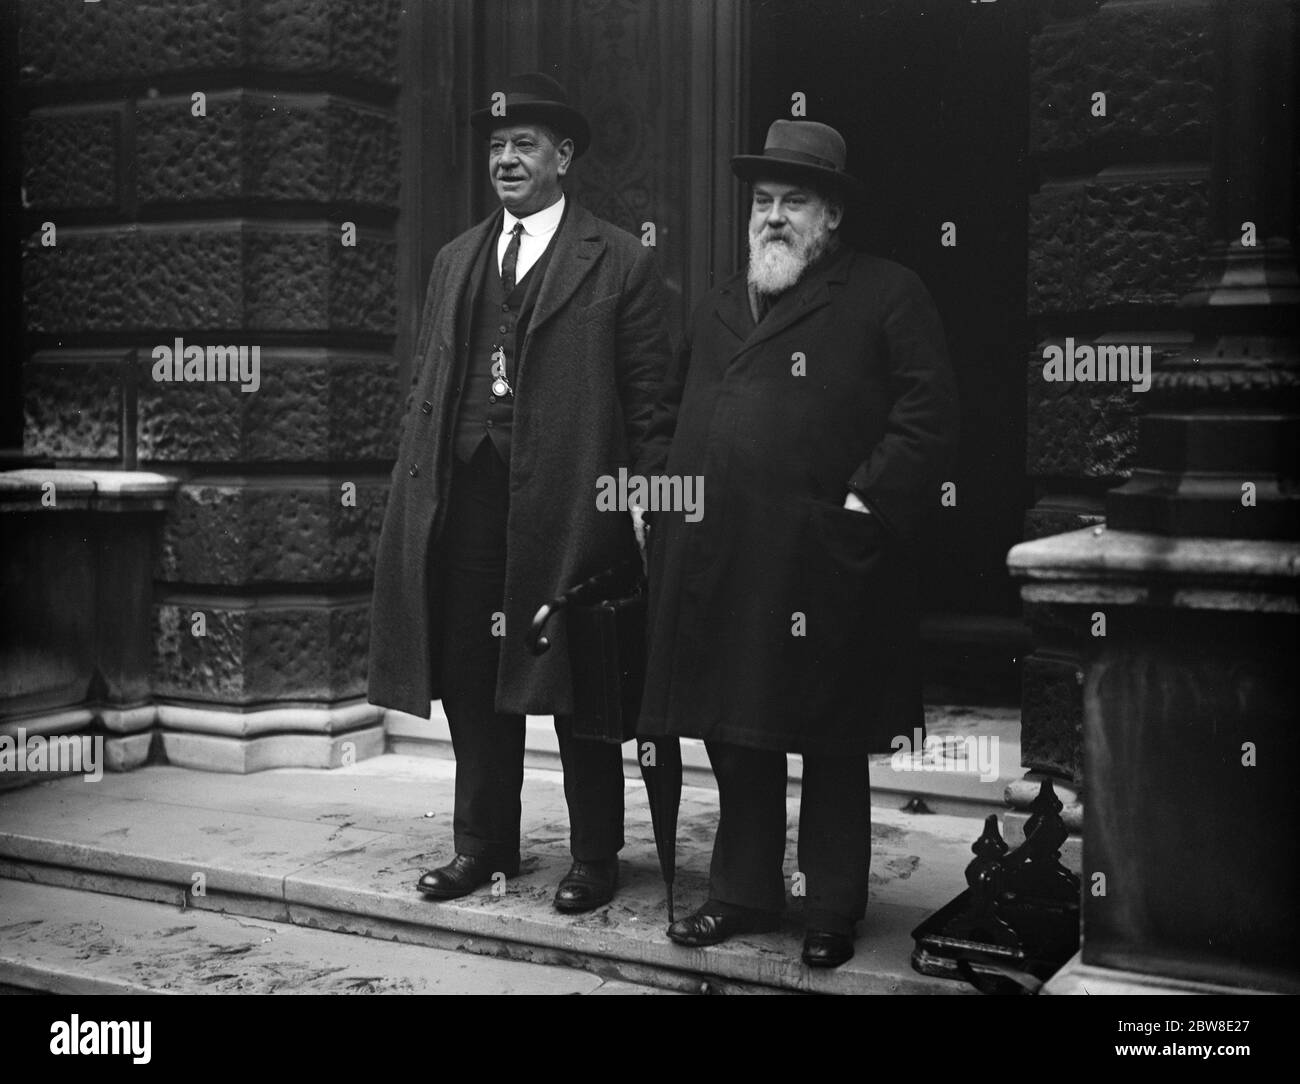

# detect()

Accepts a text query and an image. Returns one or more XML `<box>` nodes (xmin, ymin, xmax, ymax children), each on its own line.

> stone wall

<box><xmin>18</xmin><ymin>0</ymin><xmax>403</xmax><ymax>771</ymax></box>
<box><xmin>1018</xmin><ymin>0</ymin><xmax>1219</xmax><ymax>784</ymax></box>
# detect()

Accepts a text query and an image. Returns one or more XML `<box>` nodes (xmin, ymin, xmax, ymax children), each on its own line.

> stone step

<box><xmin>0</xmin><ymin>756</ymin><xmax>982</xmax><ymax>995</ymax></box>
<box><xmin>0</xmin><ymin>879</ymin><xmax>670</xmax><ymax>995</ymax></box>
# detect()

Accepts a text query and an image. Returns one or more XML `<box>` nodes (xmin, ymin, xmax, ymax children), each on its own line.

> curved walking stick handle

<box><xmin>526</xmin><ymin>596</ymin><xmax>566</xmax><ymax>656</ymax></box>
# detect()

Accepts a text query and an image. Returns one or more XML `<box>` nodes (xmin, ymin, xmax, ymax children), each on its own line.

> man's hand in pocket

<box><xmin>843</xmin><ymin>490</ymin><xmax>872</xmax><ymax>515</ymax></box>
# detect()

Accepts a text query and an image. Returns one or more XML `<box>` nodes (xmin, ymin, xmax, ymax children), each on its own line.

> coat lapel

<box><xmin>717</xmin><ymin>246</ymin><xmax>855</xmax><ymax>362</ymax></box>
<box><xmin>710</xmin><ymin>274</ymin><xmax>753</xmax><ymax>344</ymax></box>
<box><xmin>527</xmin><ymin>201</ymin><xmax>605</xmax><ymax>338</ymax></box>
<box><xmin>446</xmin><ymin>209</ymin><xmax>503</xmax><ymax>348</ymax></box>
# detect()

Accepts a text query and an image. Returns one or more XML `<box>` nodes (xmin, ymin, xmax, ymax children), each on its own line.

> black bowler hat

<box><xmin>470</xmin><ymin>72</ymin><xmax>591</xmax><ymax>158</ymax></box>
<box><xmin>732</xmin><ymin>120</ymin><xmax>866</xmax><ymax>205</ymax></box>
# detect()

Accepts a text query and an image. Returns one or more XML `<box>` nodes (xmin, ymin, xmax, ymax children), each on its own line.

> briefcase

<box><xmin>526</xmin><ymin>559</ymin><xmax>647</xmax><ymax>744</ymax></box>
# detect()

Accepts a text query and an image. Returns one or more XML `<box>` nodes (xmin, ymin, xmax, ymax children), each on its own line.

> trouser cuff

<box><xmin>802</xmin><ymin>908</ymin><xmax>860</xmax><ymax>937</ymax></box>
<box><xmin>452</xmin><ymin>835</ymin><xmax>520</xmax><ymax>865</ymax></box>
<box><xmin>570</xmin><ymin>839</ymin><xmax>624</xmax><ymax>863</ymax></box>
<box><xmin>703</xmin><ymin>895</ymin><xmax>782</xmax><ymax>922</ymax></box>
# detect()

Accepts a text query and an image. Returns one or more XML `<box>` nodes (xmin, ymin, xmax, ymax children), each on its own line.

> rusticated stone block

<box><xmin>1080</xmin><ymin>179</ymin><xmax>1211</xmax><ymax>306</ymax></box>
<box><xmin>1025</xmin><ymin>356</ymin><xmax>1139</xmax><ymax>479</ymax></box>
<box><xmin>242</xmin><ymin>228</ymin><xmax>396</xmax><ymax>332</ymax></box>
<box><xmin>135</xmin><ymin>93</ymin><xmax>245</xmax><ymax>205</ymax></box>
<box><xmin>1028</xmin><ymin>174</ymin><xmax>1210</xmax><ymax>314</ymax></box>
<box><xmin>22</xmin><ymin>109</ymin><xmax>121</xmax><ymax>211</ymax></box>
<box><xmin>22</xmin><ymin>351</ymin><xmax>125</xmax><ymax>460</ymax></box>
<box><xmin>18</xmin><ymin>0</ymin><xmax>240</xmax><ymax>84</ymax></box>
<box><xmin>158</xmin><ymin>478</ymin><xmax>388</xmax><ymax>586</ymax></box>
<box><xmin>328</xmin><ymin>238</ymin><xmax>397</xmax><ymax>333</ymax></box>
<box><xmin>136</xmin><ymin>350</ymin><xmax>398</xmax><ymax>463</ymax></box>
<box><xmin>19</xmin><ymin>0</ymin><xmax>398</xmax><ymax>86</ymax></box>
<box><xmin>323</xmin><ymin>100</ymin><xmax>401</xmax><ymax>206</ymax></box>
<box><xmin>244</xmin><ymin>229</ymin><xmax>328</xmax><ymax>329</ymax></box>
<box><xmin>1026</xmin><ymin>186</ymin><xmax>1077</xmax><ymax>315</ymax></box>
<box><xmin>327</xmin><ymin>598</ymin><xmax>371</xmax><ymax>697</ymax></box>
<box><xmin>24</xmin><ymin>225</ymin><xmax>395</xmax><ymax>334</ymax></box>
<box><xmin>1024</xmin><ymin>504</ymin><xmax>1105</xmax><ymax>541</ymax></box>
<box><xmin>245</xmin><ymin>97</ymin><xmax>400</xmax><ymax>206</ymax></box>
<box><xmin>1020</xmin><ymin>651</ymin><xmax>1084</xmax><ymax>782</ymax></box>
<box><xmin>248</xmin><ymin>0</ymin><xmax>400</xmax><ymax>83</ymax></box>
<box><xmin>24</xmin><ymin>227</ymin><xmax>243</xmax><ymax>332</ymax></box>
<box><xmin>152</xmin><ymin>598</ymin><xmax>369</xmax><ymax>704</ymax></box>
<box><xmin>136</xmin><ymin>92</ymin><xmax>399</xmax><ymax>208</ymax></box>
<box><xmin>1030</xmin><ymin>0</ymin><xmax>1215</xmax><ymax>161</ymax></box>
<box><xmin>243</xmin><ymin>353</ymin><xmax>399</xmax><ymax>460</ymax></box>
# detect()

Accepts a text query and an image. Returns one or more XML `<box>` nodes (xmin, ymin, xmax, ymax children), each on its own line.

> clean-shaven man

<box><xmin>369</xmin><ymin>73</ymin><xmax>672</xmax><ymax>914</ymax></box>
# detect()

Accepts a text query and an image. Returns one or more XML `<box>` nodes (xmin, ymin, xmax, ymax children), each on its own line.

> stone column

<box><xmin>1010</xmin><ymin>0</ymin><xmax>1224</xmax><ymax>860</ymax></box>
<box><xmin>1013</xmin><ymin>0</ymin><xmax>1299</xmax><ymax>993</ymax></box>
<box><xmin>19</xmin><ymin>0</ymin><xmax>403</xmax><ymax>772</ymax></box>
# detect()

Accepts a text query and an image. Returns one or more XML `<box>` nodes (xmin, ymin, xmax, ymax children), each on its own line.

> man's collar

<box><xmin>503</xmin><ymin>193</ymin><xmax>566</xmax><ymax>236</ymax></box>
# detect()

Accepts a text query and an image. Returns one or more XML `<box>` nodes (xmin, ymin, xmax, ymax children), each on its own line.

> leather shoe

<box><xmin>801</xmin><ymin>929</ymin><xmax>855</xmax><ymax>968</ymax></box>
<box><xmin>416</xmin><ymin>853</ymin><xmax>519</xmax><ymax>900</ymax></box>
<box><xmin>666</xmin><ymin>905</ymin><xmax>780</xmax><ymax>948</ymax></box>
<box><xmin>553</xmin><ymin>858</ymin><xmax>618</xmax><ymax>913</ymax></box>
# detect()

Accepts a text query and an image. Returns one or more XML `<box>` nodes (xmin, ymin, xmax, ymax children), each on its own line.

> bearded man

<box><xmin>638</xmin><ymin>120</ymin><xmax>959</xmax><ymax>968</ymax></box>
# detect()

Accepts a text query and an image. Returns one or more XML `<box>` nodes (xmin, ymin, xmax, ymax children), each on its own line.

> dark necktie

<box><xmin>501</xmin><ymin>222</ymin><xmax>524</xmax><ymax>295</ymax></box>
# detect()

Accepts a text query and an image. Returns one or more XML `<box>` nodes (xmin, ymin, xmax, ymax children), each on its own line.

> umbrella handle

<box><xmin>526</xmin><ymin>596</ymin><xmax>567</xmax><ymax>656</ymax></box>
<box><xmin>526</xmin><ymin>557</ymin><xmax>642</xmax><ymax>657</ymax></box>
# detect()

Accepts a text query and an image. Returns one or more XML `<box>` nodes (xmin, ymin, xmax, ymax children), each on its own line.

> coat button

<box><xmin>409</xmin><ymin>465</ymin><xmax>420</xmax><ymax>477</ymax></box>
<box><xmin>421</xmin><ymin>401</ymin><xmax>433</xmax><ymax>414</ymax></box>
<box><xmin>485</xmin><ymin>420</ymin><xmax>494</xmax><ymax>428</ymax></box>
<box><xmin>489</xmin><ymin>395</ymin><xmax>497</xmax><ymax>403</ymax></box>
<box><xmin>498</xmin><ymin>324</ymin><xmax>508</xmax><ymax>334</ymax></box>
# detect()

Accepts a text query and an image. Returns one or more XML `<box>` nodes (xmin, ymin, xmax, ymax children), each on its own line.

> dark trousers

<box><xmin>704</xmin><ymin>740</ymin><xmax>872</xmax><ymax>936</ymax></box>
<box><xmin>434</xmin><ymin>440</ymin><xmax>625</xmax><ymax>864</ymax></box>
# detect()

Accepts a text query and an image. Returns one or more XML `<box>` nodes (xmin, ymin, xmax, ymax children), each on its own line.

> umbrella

<box><xmin>634</xmin><ymin>728</ymin><xmax>681</xmax><ymax>922</ymax></box>
<box><xmin>526</xmin><ymin>558</ymin><xmax>682</xmax><ymax>921</ymax></box>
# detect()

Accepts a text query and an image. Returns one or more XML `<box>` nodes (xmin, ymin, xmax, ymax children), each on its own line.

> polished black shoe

<box><xmin>666</xmin><ymin>905</ymin><xmax>780</xmax><ymax>948</ymax></box>
<box><xmin>416</xmin><ymin>853</ymin><xmax>519</xmax><ymax>900</ymax></box>
<box><xmin>553</xmin><ymin>858</ymin><xmax>618</xmax><ymax>913</ymax></box>
<box><xmin>801</xmin><ymin>929</ymin><xmax>855</xmax><ymax>968</ymax></box>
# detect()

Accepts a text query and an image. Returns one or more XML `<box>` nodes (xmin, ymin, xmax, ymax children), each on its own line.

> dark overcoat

<box><xmin>368</xmin><ymin>200</ymin><xmax>672</xmax><ymax>719</ymax></box>
<box><xmin>637</xmin><ymin>245</ymin><xmax>959</xmax><ymax>756</ymax></box>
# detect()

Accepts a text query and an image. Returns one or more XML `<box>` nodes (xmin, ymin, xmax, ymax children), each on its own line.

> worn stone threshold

<box><xmin>0</xmin><ymin>756</ymin><xmax>982</xmax><ymax>995</ymax></box>
<box><xmin>0</xmin><ymin>879</ymin><xmax>677</xmax><ymax>995</ymax></box>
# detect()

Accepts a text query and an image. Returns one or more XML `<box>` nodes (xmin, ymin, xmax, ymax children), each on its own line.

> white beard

<box><xmin>747</xmin><ymin>208</ymin><xmax>834</xmax><ymax>296</ymax></box>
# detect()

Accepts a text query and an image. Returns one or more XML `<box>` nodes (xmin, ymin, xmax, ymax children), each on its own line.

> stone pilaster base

<box><xmin>156</xmin><ymin>699</ymin><xmax>384</xmax><ymax>773</ymax></box>
<box><xmin>1043</xmin><ymin>951</ymin><xmax>1291</xmax><ymax>996</ymax></box>
<box><xmin>161</xmin><ymin>726</ymin><xmax>384</xmax><ymax>774</ymax></box>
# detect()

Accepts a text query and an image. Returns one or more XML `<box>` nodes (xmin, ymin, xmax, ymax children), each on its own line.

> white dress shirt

<box><xmin>498</xmin><ymin>194</ymin><xmax>565</xmax><ymax>282</ymax></box>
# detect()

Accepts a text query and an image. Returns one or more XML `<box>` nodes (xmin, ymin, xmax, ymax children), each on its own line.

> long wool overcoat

<box><xmin>637</xmin><ymin>245</ymin><xmax>959</xmax><ymax>756</ymax></box>
<box><xmin>368</xmin><ymin>200</ymin><xmax>672</xmax><ymax>719</ymax></box>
